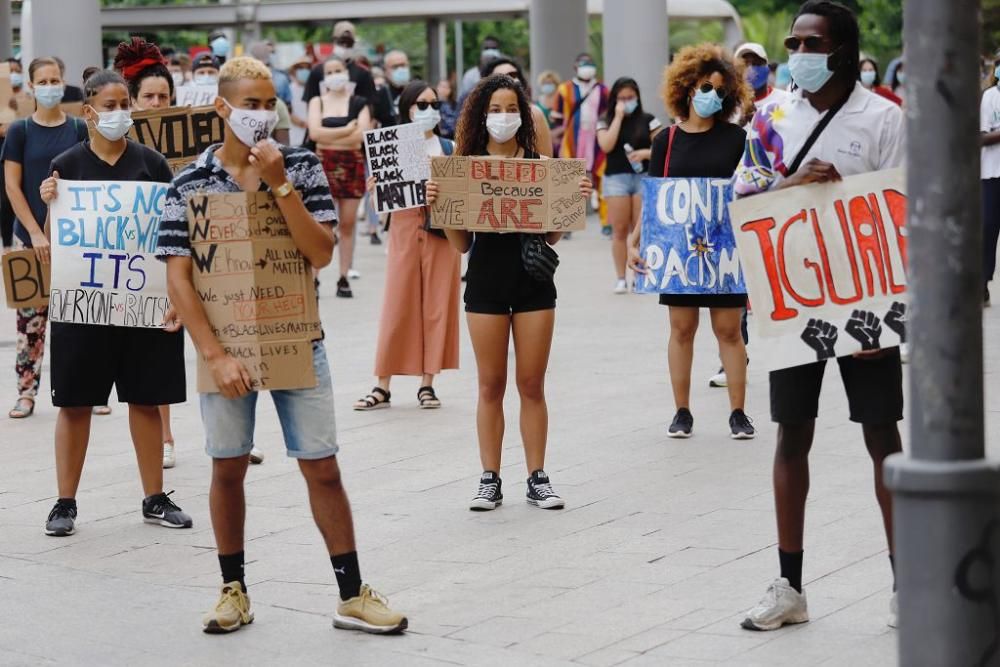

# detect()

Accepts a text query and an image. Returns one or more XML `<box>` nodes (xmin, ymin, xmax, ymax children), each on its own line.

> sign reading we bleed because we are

<box><xmin>49</xmin><ymin>180</ymin><xmax>170</xmax><ymax>328</ymax></box>
<box><xmin>729</xmin><ymin>168</ymin><xmax>907</xmax><ymax>371</ymax></box>
<box><xmin>429</xmin><ymin>156</ymin><xmax>587</xmax><ymax>233</ymax></box>
<box><xmin>187</xmin><ymin>192</ymin><xmax>321</xmax><ymax>393</ymax></box>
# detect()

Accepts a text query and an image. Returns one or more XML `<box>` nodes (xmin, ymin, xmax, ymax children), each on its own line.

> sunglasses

<box><xmin>784</xmin><ymin>35</ymin><xmax>827</xmax><ymax>51</ymax></box>
<box><xmin>415</xmin><ymin>100</ymin><xmax>442</xmax><ymax>111</ymax></box>
<box><xmin>698</xmin><ymin>82</ymin><xmax>726</xmax><ymax>97</ymax></box>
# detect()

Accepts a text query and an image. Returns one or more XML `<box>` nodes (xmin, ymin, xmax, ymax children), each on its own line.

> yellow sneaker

<box><xmin>202</xmin><ymin>582</ymin><xmax>254</xmax><ymax>634</ymax></box>
<box><xmin>333</xmin><ymin>584</ymin><xmax>408</xmax><ymax>634</ymax></box>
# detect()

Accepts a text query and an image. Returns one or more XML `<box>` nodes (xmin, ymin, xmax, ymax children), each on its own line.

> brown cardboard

<box><xmin>428</xmin><ymin>156</ymin><xmax>588</xmax><ymax>233</ymax></box>
<box><xmin>2</xmin><ymin>250</ymin><xmax>50</xmax><ymax>309</ymax></box>
<box><xmin>129</xmin><ymin>105</ymin><xmax>225</xmax><ymax>173</ymax></box>
<box><xmin>14</xmin><ymin>91</ymin><xmax>34</xmax><ymax>118</ymax></box>
<box><xmin>60</xmin><ymin>102</ymin><xmax>83</xmax><ymax>117</ymax></box>
<box><xmin>187</xmin><ymin>192</ymin><xmax>321</xmax><ymax>393</ymax></box>
<box><xmin>0</xmin><ymin>63</ymin><xmax>15</xmax><ymax>124</ymax></box>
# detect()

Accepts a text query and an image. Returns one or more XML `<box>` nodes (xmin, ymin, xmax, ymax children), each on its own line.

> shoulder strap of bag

<box><xmin>785</xmin><ymin>93</ymin><xmax>850</xmax><ymax>177</ymax></box>
<box><xmin>663</xmin><ymin>124</ymin><xmax>678</xmax><ymax>178</ymax></box>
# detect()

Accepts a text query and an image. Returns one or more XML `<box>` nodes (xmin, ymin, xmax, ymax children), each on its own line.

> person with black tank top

<box><xmin>426</xmin><ymin>74</ymin><xmax>592</xmax><ymax>512</ymax></box>
<box><xmin>308</xmin><ymin>55</ymin><xmax>371</xmax><ymax>298</ymax></box>
<box><xmin>626</xmin><ymin>44</ymin><xmax>756</xmax><ymax>441</ymax></box>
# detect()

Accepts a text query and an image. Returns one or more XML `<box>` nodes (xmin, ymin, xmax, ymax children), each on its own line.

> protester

<box><xmin>462</xmin><ymin>57</ymin><xmax>552</xmax><ymax>157</ymax></box>
<box><xmin>168</xmin><ymin>54</ymin><xmax>191</xmax><ymax>88</ymax></box>
<box><xmin>288</xmin><ymin>56</ymin><xmax>311</xmax><ymax>146</ymax></box>
<box><xmin>551</xmin><ymin>53</ymin><xmax>610</xmax><ymax>235</ymax></box>
<box><xmin>886</xmin><ymin>57</ymin><xmax>905</xmax><ymax>104</ymax></box>
<box><xmin>3</xmin><ymin>57</ymin><xmax>87</xmax><ymax>419</ymax></box>
<box><xmin>735</xmin><ymin>43</ymin><xmax>790</xmax><ymax>124</ymax></box>
<box><xmin>733</xmin><ymin>0</ymin><xmax>905</xmax><ymax>630</ymax></box>
<box><xmin>249</xmin><ymin>40</ymin><xmax>291</xmax><ymax>107</ymax></box>
<box><xmin>374</xmin><ymin>49</ymin><xmax>411</xmax><ymax>124</ymax></box>
<box><xmin>625</xmin><ymin>44</ymin><xmax>754</xmax><ymax>441</ymax></box>
<box><xmin>208</xmin><ymin>28</ymin><xmax>230</xmax><ymax>64</ymax></box>
<box><xmin>38</xmin><ymin>69</ymin><xmax>192</xmax><ymax>537</ymax></box>
<box><xmin>459</xmin><ymin>36</ymin><xmax>502</xmax><ymax>98</ymax></box>
<box><xmin>533</xmin><ymin>69</ymin><xmax>563</xmax><ymax>156</ymax></box>
<box><xmin>354</xmin><ymin>80</ymin><xmax>461</xmax><ymax>412</ymax></box>
<box><xmin>308</xmin><ymin>55</ymin><xmax>372</xmax><ymax>298</ymax></box>
<box><xmin>982</xmin><ymin>51</ymin><xmax>1000</xmax><ymax>306</ymax></box>
<box><xmin>436</xmin><ymin>78</ymin><xmax>458</xmax><ymax>139</ymax></box>
<box><xmin>426</xmin><ymin>73</ymin><xmax>593</xmax><ymax>512</ymax></box>
<box><xmin>302</xmin><ymin>21</ymin><xmax>377</xmax><ymax>110</ymax></box>
<box><xmin>860</xmin><ymin>57</ymin><xmax>902</xmax><ymax>105</ymax></box>
<box><xmin>597</xmin><ymin>77</ymin><xmax>662</xmax><ymax>294</ymax></box>
<box><xmin>192</xmin><ymin>53</ymin><xmax>221</xmax><ymax>86</ymax></box>
<box><xmin>157</xmin><ymin>55</ymin><xmax>407</xmax><ymax>635</ymax></box>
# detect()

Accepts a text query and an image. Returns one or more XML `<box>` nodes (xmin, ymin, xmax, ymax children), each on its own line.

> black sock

<box><xmin>219</xmin><ymin>551</ymin><xmax>246</xmax><ymax>591</ymax></box>
<box><xmin>889</xmin><ymin>554</ymin><xmax>896</xmax><ymax>592</ymax></box>
<box><xmin>779</xmin><ymin>548</ymin><xmax>804</xmax><ymax>593</ymax></box>
<box><xmin>331</xmin><ymin>551</ymin><xmax>362</xmax><ymax>601</ymax></box>
<box><xmin>58</xmin><ymin>497</ymin><xmax>77</xmax><ymax>509</ymax></box>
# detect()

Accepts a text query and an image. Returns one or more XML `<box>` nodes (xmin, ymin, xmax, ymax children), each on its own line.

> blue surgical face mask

<box><xmin>10</xmin><ymin>71</ymin><xmax>23</xmax><ymax>88</ymax></box>
<box><xmin>390</xmin><ymin>66</ymin><xmax>410</xmax><ymax>87</ymax></box>
<box><xmin>896</xmin><ymin>70</ymin><xmax>906</xmax><ymax>85</ymax></box>
<box><xmin>691</xmin><ymin>88</ymin><xmax>723</xmax><ymax>118</ymax></box>
<box><xmin>296</xmin><ymin>68</ymin><xmax>310</xmax><ymax>84</ymax></box>
<box><xmin>775</xmin><ymin>63</ymin><xmax>791</xmax><ymax>89</ymax></box>
<box><xmin>622</xmin><ymin>99</ymin><xmax>638</xmax><ymax>115</ymax></box>
<box><xmin>211</xmin><ymin>36</ymin><xmax>230</xmax><ymax>58</ymax></box>
<box><xmin>34</xmin><ymin>84</ymin><xmax>64</xmax><ymax>109</ymax></box>
<box><xmin>995</xmin><ymin>66</ymin><xmax>1000</xmax><ymax>84</ymax></box>
<box><xmin>787</xmin><ymin>52</ymin><xmax>835</xmax><ymax>93</ymax></box>
<box><xmin>747</xmin><ymin>64</ymin><xmax>770</xmax><ymax>91</ymax></box>
<box><xmin>482</xmin><ymin>48</ymin><xmax>501</xmax><ymax>61</ymax></box>
<box><xmin>540</xmin><ymin>82</ymin><xmax>556</xmax><ymax>95</ymax></box>
<box><xmin>860</xmin><ymin>70</ymin><xmax>877</xmax><ymax>87</ymax></box>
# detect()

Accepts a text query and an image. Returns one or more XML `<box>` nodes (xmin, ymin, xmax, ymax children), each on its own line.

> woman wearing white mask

<box><xmin>308</xmin><ymin>55</ymin><xmax>371</xmax><ymax>298</ymax></box>
<box><xmin>425</xmin><ymin>74</ymin><xmax>593</xmax><ymax>512</ymax></box>
<box><xmin>354</xmin><ymin>81</ymin><xmax>461</xmax><ymax>412</ymax></box>
<box><xmin>37</xmin><ymin>69</ymin><xmax>192</xmax><ymax>537</ymax></box>
<box><xmin>2</xmin><ymin>57</ymin><xmax>87</xmax><ymax>419</ymax></box>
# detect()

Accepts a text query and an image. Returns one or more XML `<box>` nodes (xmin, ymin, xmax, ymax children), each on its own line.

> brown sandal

<box><xmin>9</xmin><ymin>397</ymin><xmax>35</xmax><ymax>419</ymax></box>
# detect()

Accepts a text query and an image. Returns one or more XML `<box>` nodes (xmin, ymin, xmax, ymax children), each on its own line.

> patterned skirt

<box><xmin>320</xmin><ymin>148</ymin><xmax>366</xmax><ymax>199</ymax></box>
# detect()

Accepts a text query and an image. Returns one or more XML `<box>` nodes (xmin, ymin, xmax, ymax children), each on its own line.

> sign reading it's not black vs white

<box><xmin>363</xmin><ymin>123</ymin><xmax>431</xmax><ymax>214</ymax></box>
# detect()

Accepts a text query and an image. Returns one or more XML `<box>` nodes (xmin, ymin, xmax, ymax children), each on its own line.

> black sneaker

<box><xmin>370</xmin><ymin>232</ymin><xmax>382</xmax><ymax>246</ymax></box>
<box><xmin>667</xmin><ymin>408</ymin><xmax>694</xmax><ymax>438</ymax></box>
<box><xmin>526</xmin><ymin>470</ymin><xmax>564</xmax><ymax>509</ymax></box>
<box><xmin>142</xmin><ymin>491</ymin><xmax>193</xmax><ymax>528</ymax></box>
<box><xmin>729</xmin><ymin>409</ymin><xmax>756</xmax><ymax>440</ymax></box>
<box><xmin>45</xmin><ymin>500</ymin><xmax>77</xmax><ymax>536</ymax></box>
<box><xmin>336</xmin><ymin>276</ymin><xmax>353</xmax><ymax>298</ymax></box>
<box><xmin>469</xmin><ymin>471</ymin><xmax>502</xmax><ymax>511</ymax></box>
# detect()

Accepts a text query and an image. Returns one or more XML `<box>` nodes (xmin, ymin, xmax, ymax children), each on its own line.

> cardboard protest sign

<box><xmin>364</xmin><ymin>122</ymin><xmax>431</xmax><ymax>213</ymax></box>
<box><xmin>2</xmin><ymin>250</ymin><xmax>50</xmax><ymax>309</ymax></box>
<box><xmin>128</xmin><ymin>105</ymin><xmax>225</xmax><ymax>173</ymax></box>
<box><xmin>638</xmin><ymin>177</ymin><xmax>745</xmax><ymax>295</ymax></box>
<box><xmin>176</xmin><ymin>85</ymin><xmax>217</xmax><ymax>107</ymax></box>
<box><xmin>13</xmin><ymin>91</ymin><xmax>34</xmax><ymax>118</ymax></box>
<box><xmin>428</xmin><ymin>157</ymin><xmax>587</xmax><ymax>233</ymax></box>
<box><xmin>729</xmin><ymin>168</ymin><xmax>907</xmax><ymax>371</ymax></box>
<box><xmin>187</xmin><ymin>192</ymin><xmax>321</xmax><ymax>393</ymax></box>
<box><xmin>49</xmin><ymin>180</ymin><xmax>171</xmax><ymax>328</ymax></box>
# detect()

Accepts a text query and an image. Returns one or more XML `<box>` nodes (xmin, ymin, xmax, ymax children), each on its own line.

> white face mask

<box><xmin>89</xmin><ymin>108</ymin><xmax>133</xmax><ymax>141</ymax></box>
<box><xmin>486</xmin><ymin>112</ymin><xmax>521</xmax><ymax>143</ymax></box>
<box><xmin>324</xmin><ymin>72</ymin><xmax>349</xmax><ymax>92</ymax></box>
<box><xmin>576</xmin><ymin>64</ymin><xmax>597</xmax><ymax>81</ymax></box>
<box><xmin>172</xmin><ymin>72</ymin><xmax>185</xmax><ymax>88</ymax></box>
<box><xmin>223</xmin><ymin>100</ymin><xmax>278</xmax><ymax>147</ymax></box>
<box><xmin>194</xmin><ymin>73</ymin><xmax>218</xmax><ymax>86</ymax></box>
<box><xmin>412</xmin><ymin>106</ymin><xmax>441</xmax><ymax>132</ymax></box>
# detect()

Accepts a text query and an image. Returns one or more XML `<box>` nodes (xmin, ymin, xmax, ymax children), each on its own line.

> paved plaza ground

<box><xmin>2</xmin><ymin>218</ymin><xmax>999</xmax><ymax>666</ymax></box>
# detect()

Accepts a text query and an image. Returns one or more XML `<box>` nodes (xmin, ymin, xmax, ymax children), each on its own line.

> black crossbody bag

<box><xmin>520</xmin><ymin>234</ymin><xmax>560</xmax><ymax>282</ymax></box>
<box><xmin>785</xmin><ymin>94</ymin><xmax>850</xmax><ymax>176</ymax></box>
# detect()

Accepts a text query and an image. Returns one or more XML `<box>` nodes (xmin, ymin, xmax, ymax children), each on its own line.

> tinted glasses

<box><xmin>698</xmin><ymin>82</ymin><xmax>726</xmax><ymax>97</ymax></box>
<box><xmin>415</xmin><ymin>100</ymin><xmax>442</xmax><ymax>111</ymax></box>
<box><xmin>784</xmin><ymin>35</ymin><xmax>827</xmax><ymax>52</ymax></box>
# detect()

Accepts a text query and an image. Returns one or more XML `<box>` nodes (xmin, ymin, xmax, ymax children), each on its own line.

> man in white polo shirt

<box><xmin>734</xmin><ymin>0</ymin><xmax>905</xmax><ymax>632</ymax></box>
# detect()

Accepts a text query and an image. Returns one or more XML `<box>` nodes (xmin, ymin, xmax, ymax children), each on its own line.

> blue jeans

<box><xmin>200</xmin><ymin>342</ymin><xmax>338</xmax><ymax>460</ymax></box>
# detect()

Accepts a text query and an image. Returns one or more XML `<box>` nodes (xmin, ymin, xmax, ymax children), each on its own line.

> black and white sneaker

<box><xmin>142</xmin><ymin>491</ymin><xmax>193</xmax><ymax>528</ymax></box>
<box><xmin>667</xmin><ymin>408</ymin><xmax>694</xmax><ymax>438</ymax></box>
<box><xmin>45</xmin><ymin>500</ymin><xmax>77</xmax><ymax>536</ymax></box>
<box><xmin>526</xmin><ymin>470</ymin><xmax>564</xmax><ymax>509</ymax></box>
<box><xmin>469</xmin><ymin>472</ymin><xmax>503</xmax><ymax>511</ymax></box>
<box><xmin>729</xmin><ymin>409</ymin><xmax>756</xmax><ymax>440</ymax></box>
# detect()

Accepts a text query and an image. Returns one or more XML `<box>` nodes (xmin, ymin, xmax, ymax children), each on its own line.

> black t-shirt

<box><xmin>61</xmin><ymin>85</ymin><xmax>84</xmax><ymax>103</ymax></box>
<box><xmin>649</xmin><ymin>121</ymin><xmax>746</xmax><ymax>179</ymax></box>
<box><xmin>600</xmin><ymin>112</ymin><xmax>662</xmax><ymax>175</ymax></box>
<box><xmin>50</xmin><ymin>139</ymin><xmax>173</xmax><ymax>184</ymax></box>
<box><xmin>303</xmin><ymin>61</ymin><xmax>376</xmax><ymax>106</ymax></box>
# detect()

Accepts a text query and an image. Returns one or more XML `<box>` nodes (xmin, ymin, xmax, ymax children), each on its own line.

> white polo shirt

<box><xmin>734</xmin><ymin>81</ymin><xmax>904</xmax><ymax>196</ymax></box>
<box><xmin>981</xmin><ymin>85</ymin><xmax>1000</xmax><ymax>180</ymax></box>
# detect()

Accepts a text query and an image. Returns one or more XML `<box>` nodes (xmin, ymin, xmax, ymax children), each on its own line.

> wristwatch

<box><xmin>273</xmin><ymin>181</ymin><xmax>294</xmax><ymax>198</ymax></box>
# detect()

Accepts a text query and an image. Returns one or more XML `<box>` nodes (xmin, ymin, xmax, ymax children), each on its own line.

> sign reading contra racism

<box><xmin>49</xmin><ymin>180</ymin><xmax>170</xmax><ymax>328</ymax></box>
<box><xmin>428</xmin><ymin>156</ymin><xmax>587</xmax><ymax>233</ymax></box>
<box><xmin>364</xmin><ymin>122</ymin><xmax>432</xmax><ymax>214</ymax></box>
<box><xmin>729</xmin><ymin>168</ymin><xmax>908</xmax><ymax>371</ymax></box>
<box><xmin>187</xmin><ymin>192</ymin><xmax>321</xmax><ymax>393</ymax></box>
<box><xmin>128</xmin><ymin>105</ymin><xmax>225</xmax><ymax>173</ymax></box>
<box><xmin>638</xmin><ymin>177</ymin><xmax>745</xmax><ymax>295</ymax></box>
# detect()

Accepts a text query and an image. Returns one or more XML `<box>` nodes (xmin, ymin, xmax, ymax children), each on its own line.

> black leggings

<box><xmin>984</xmin><ymin>177</ymin><xmax>1000</xmax><ymax>283</ymax></box>
<box><xmin>0</xmin><ymin>164</ymin><xmax>12</xmax><ymax>248</ymax></box>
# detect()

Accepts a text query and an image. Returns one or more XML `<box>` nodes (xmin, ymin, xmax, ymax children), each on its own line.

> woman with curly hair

<box><xmin>426</xmin><ymin>74</ymin><xmax>592</xmax><ymax>512</ymax></box>
<box><xmin>628</xmin><ymin>43</ymin><xmax>756</xmax><ymax>440</ymax></box>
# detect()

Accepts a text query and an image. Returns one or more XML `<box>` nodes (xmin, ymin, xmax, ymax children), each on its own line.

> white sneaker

<box><xmin>613</xmin><ymin>279</ymin><xmax>628</xmax><ymax>295</ymax></box>
<box><xmin>347</xmin><ymin>269</ymin><xmax>361</xmax><ymax>280</ymax></box>
<box><xmin>162</xmin><ymin>442</ymin><xmax>176</xmax><ymax>469</ymax></box>
<box><xmin>741</xmin><ymin>578</ymin><xmax>809</xmax><ymax>631</ymax></box>
<box><xmin>899</xmin><ymin>343</ymin><xmax>909</xmax><ymax>364</ymax></box>
<box><xmin>708</xmin><ymin>368</ymin><xmax>728</xmax><ymax>388</ymax></box>
<box><xmin>249</xmin><ymin>446</ymin><xmax>264</xmax><ymax>464</ymax></box>
<box><xmin>888</xmin><ymin>592</ymin><xmax>898</xmax><ymax>628</ymax></box>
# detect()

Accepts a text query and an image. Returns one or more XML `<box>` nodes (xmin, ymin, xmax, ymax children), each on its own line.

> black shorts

<box><xmin>464</xmin><ymin>233</ymin><xmax>557</xmax><ymax>315</ymax></box>
<box><xmin>50</xmin><ymin>322</ymin><xmax>186</xmax><ymax>407</ymax></box>
<box><xmin>769</xmin><ymin>348</ymin><xmax>903</xmax><ymax>425</ymax></box>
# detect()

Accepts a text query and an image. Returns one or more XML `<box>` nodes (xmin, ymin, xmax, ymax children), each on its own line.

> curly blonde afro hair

<box><xmin>661</xmin><ymin>43</ymin><xmax>750</xmax><ymax>121</ymax></box>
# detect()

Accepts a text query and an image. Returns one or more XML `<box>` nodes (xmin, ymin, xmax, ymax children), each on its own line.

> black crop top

<box><xmin>321</xmin><ymin>95</ymin><xmax>368</xmax><ymax>128</ymax></box>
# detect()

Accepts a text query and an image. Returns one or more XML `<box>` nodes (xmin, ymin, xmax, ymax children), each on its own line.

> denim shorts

<box><xmin>200</xmin><ymin>341</ymin><xmax>339</xmax><ymax>460</ymax></box>
<box><xmin>603</xmin><ymin>172</ymin><xmax>644</xmax><ymax>198</ymax></box>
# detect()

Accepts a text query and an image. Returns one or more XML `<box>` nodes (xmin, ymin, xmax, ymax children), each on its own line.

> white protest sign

<box><xmin>363</xmin><ymin>122</ymin><xmax>431</xmax><ymax>213</ymax></box>
<box><xmin>49</xmin><ymin>180</ymin><xmax>171</xmax><ymax>328</ymax></box>
<box><xmin>176</xmin><ymin>84</ymin><xmax>217</xmax><ymax>106</ymax></box>
<box><xmin>729</xmin><ymin>168</ymin><xmax>908</xmax><ymax>371</ymax></box>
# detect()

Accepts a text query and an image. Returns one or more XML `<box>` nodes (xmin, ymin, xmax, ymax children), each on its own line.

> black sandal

<box><xmin>353</xmin><ymin>387</ymin><xmax>390</xmax><ymax>411</ymax></box>
<box><xmin>417</xmin><ymin>386</ymin><xmax>441</xmax><ymax>409</ymax></box>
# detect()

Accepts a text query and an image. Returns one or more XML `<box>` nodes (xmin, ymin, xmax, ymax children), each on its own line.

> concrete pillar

<box><xmin>22</xmin><ymin>0</ymin><xmax>102</xmax><ymax>87</ymax></box>
<box><xmin>454</xmin><ymin>20</ymin><xmax>464</xmax><ymax>83</ymax></box>
<box><xmin>426</xmin><ymin>19</ymin><xmax>447</xmax><ymax>85</ymax></box>
<box><xmin>602</xmin><ymin>0</ymin><xmax>669</xmax><ymax>121</ymax></box>
<box><xmin>529</xmin><ymin>0</ymin><xmax>588</xmax><ymax>83</ymax></box>
<box><xmin>0</xmin><ymin>1</ymin><xmax>12</xmax><ymax>60</ymax></box>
